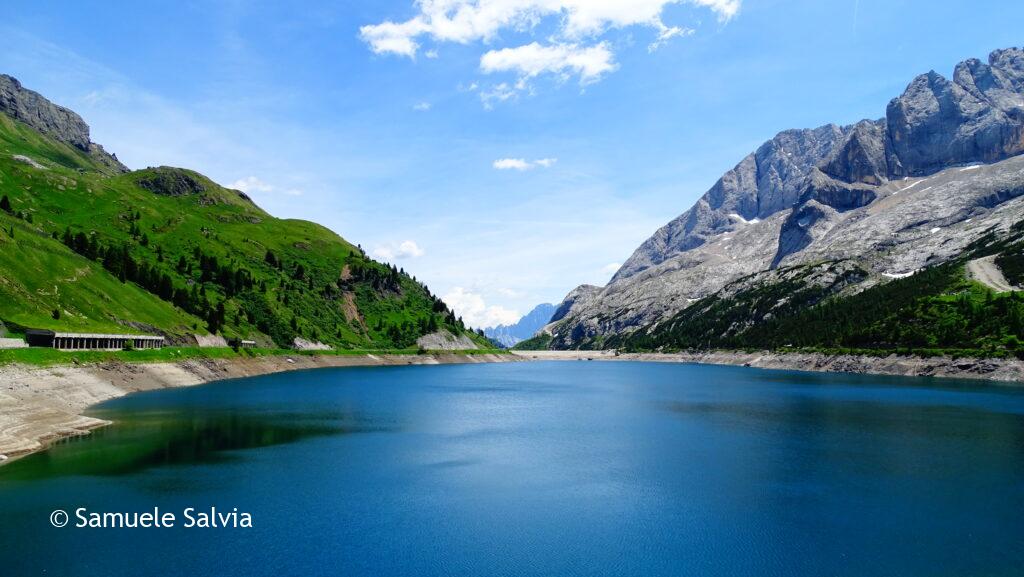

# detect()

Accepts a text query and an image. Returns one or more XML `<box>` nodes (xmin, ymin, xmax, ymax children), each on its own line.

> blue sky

<box><xmin>2</xmin><ymin>0</ymin><xmax>1022</xmax><ymax>327</ymax></box>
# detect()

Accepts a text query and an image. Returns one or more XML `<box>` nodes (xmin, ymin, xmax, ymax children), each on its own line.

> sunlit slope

<box><xmin>0</xmin><ymin>113</ymin><xmax>482</xmax><ymax>348</ymax></box>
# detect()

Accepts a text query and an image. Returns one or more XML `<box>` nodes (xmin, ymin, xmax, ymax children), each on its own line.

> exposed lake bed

<box><xmin>2</xmin><ymin>361</ymin><xmax>1023</xmax><ymax>576</ymax></box>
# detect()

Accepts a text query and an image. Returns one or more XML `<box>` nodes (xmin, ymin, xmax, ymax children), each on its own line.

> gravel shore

<box><xmin>515</xmin><ymin>350</ymin><xmax>1024</xmax><ymax>383</ymax></box>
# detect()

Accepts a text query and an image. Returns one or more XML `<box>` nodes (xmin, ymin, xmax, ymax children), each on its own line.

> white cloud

<box><xmin>493</xmin><ymin>158</ymin><xmax>531</xmax><ymax>170</ymax></box>
<box><xmin>359</xmin><ymin>1</ymin><xmax>742</xmax><ymax>99</ymax></box>
<box><xmin>480</xmin><ymin>41</ymin><xmax>615</xmax><ymax>84</ymax></box>
<box><xmin>359</xmin><ymin>18</ymin><xmax>430</xmax><ymax>58</ymax></box>
<box><xmin>228</xmin><ymin>176</ymin><xmax>302</xmax><ymax>197</ymax></box>
<box><xmin>600</xmin><ymin>262</ymin><xmax>621</xmax><ymax>275</ymax></box>
<box><xmin>413</xmin><ymin>101</ymin><xmax>432</xmax><ymax>111</ymax></box>
<box><xmin>229</xmin><ymin>176</ymin><xmax>275</xmax><ymax>193</ymax></box>
<box><xmin>648</xmin><ymin>25</ymin><xmax>693</xmax><ymax>52</ymax></box>
<box><xmin>373</xmin><ymin>240</ymin><xmax>426</xmax><ymax>261</ymax></box>
<box><xmin>691</xmin><ymin>0</ymin><xmax>742</xmax><ymax>21</ymax></box>
<box><xmin>493</xmin><ymin>157</ymin><xmax>558</xmax><ymax>170</ymax></box>
<box><xmin>442</xmin><ymin>287</ymin><xmax>521</xmax><ymax>328</ymax></box>
<box><xmin>360</xmin><ymin>1</ymin><xmax>740</xmax><ymax>58</ymax></box>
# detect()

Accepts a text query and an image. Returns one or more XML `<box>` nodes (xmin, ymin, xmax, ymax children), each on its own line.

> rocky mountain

<box><xmin>547</xmin><ymin>47</ymin><xmax>1024</xmax><ymax>349</ymax></box>
<box><xmin>0</xmin><ymin>74</ymin><xmax>126</xmax><ymax>174</ymax></box>
<box><xmin>484</xmin><ymin>303</ymin><xmax>556</xmax><ymax>347</ymax></box>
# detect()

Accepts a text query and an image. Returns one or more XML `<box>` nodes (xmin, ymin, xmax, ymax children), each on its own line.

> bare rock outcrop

<box><xmin>416</xmin><ymin>330</ymin><xmax>478</xmax><ymax>350</ymax></box>
<box><xmin>0</xmin><ymin>74</ymin><xmax>127</xmax><ymax>173</ymax></box>
<box><xmin>293</xmin><ymin>337</ymin><xmax>332</xmax><ymax>351</ymax></box>
<box><xmin>136</xmin><ymin>167</ymin><xmax>208</xmax><ymax>196</ymax></box>
<box><xmin>887</xmin><ymin>49</ymin><xmax>1024</xmax><ymax>176</ymax></box>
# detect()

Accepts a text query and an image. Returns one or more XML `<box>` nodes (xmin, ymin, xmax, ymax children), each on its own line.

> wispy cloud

<box><xmin>649</xmin><ymin>25</ymin><xmax>693</xmax><ymax>52</ymax></box>
<box><xmin>479</xmin><ymin>82</ymin><xmax>517</xmax><ymax>108</ymax></box>
<box><xmin>229</xmin><ymin>176</ymin><xmax>303</xmax><ymax>196</ymax></box>
<box><xmin>229</xmin><ymin>176</ymin><xmax>274</xmax><ymax>193</ymax></box>
<box><xmin>412</xmin><ymin>101</ymin><xmax>432</xmax><ymax>111</ymax></box>
<box><xmin>493</xmin><ymin>157</ymin><xmax>558</xmax><ymax>170</ymax></box>
<box><xmin>373</xmin><ymin>240</ymin><xmax>426</xmax><ymax>261</ymax></box>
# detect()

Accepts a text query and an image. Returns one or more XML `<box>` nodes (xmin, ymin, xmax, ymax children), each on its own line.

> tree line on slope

<box><xmin>618</xmin><ymin>255</ymin><xmax>1024</xmax><ymax>358</ymax></box>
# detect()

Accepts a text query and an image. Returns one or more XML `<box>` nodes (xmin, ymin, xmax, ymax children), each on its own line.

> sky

<box><xmin>1</xmin><ymin>0</ymin><xmax>1022</xmax><ymax>328</ymax></box>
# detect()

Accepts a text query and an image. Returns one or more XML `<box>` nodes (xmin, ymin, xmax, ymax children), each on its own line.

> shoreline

<box><xmin>0</xmin><ymin>352</ymin><xmax>516</xmax><ymax>464</ymax></box>
<box><xmin>3</xmin><ymin>348</ymin><xmax>1023</xmax><ymax>465</ymax></box>
<box><xmin>516</xmin><ymin>350</ymin><xmax>1024</xmax><ymax>383</ymax></box>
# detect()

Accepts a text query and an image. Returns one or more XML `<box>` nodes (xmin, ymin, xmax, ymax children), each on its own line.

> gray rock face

<box><xmin>0</xmin><ymin>74</ymin><xmax>127</xmax><ymax>173</ymax></box>
<box><xmin>887</xmin><ymin>48</ymin><xmax>1024</xmax><ymax>176</ymax></box>
<box><xmin>613</xmin><ymin>124</ymin><xmax>850</xmax><ymax>281</ymax></box>
<box><xmin>550</xmin><ymin>47</ymin><xmax>1024</xmax><ymax>349</ymax></box>
<box><xmin>549</xmin><ymin>285</ymin><xmax>601</xmax><ymax>323</ymax></box>
<box><xmin>771</xmin><ymin>198</ymin><xmax>838</xmax><ymax>268</ymax></box>
<box><xmin>820</xmin><ymin>120</ymin><xmax>890</xmax><ymax>185</ymax></box>
<box><xmin>0</xmin><ymin>74</ymin><xmax>90</xmax><ymax>150</ymax></box>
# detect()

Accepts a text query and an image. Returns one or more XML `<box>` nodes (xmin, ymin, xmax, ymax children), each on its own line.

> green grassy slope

<box><xmin>0</xmin><ymin>112</ymin><xmax>487</xmax><ymax>348</ymax></box>
<box><xmin>511</xmin><ymin>334</ymin><xmax>552</xmax><ymax>350</ymax></box>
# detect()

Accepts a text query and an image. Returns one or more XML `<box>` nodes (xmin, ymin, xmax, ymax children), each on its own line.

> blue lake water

<box><xmin>1</xmin><ymin>361</ymin><xmax>1023</xmax><ymax>576</ymax></box>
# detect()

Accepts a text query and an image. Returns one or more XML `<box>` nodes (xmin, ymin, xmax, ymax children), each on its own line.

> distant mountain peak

<box><xmin>484</xmin><ymin>303</ymin><xmax>556</xmax><ymax>347</ymax></box>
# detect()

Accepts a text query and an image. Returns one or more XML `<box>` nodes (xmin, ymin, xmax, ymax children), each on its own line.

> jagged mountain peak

<box><xmin>611</xmin><ymin>122</ymin><xmax>852</xmax><ymax>283</ymax></box>
<box><xmin>550</xmin><ymin>46</ymin><xmax>1024</xmax><ymax>350</ymax></box>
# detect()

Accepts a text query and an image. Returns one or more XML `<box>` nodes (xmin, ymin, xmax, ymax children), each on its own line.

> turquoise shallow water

<box><xmin>1</xmin><ymin>361</ymin><xmax>1023</xmax><ymax>576</ymax></box>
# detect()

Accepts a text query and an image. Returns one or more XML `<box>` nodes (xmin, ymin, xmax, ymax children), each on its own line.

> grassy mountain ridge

<box><xmin>0</xmin><ymin>103</ymin><xmax>484</xmax><ymax>349</ymax></box>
